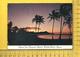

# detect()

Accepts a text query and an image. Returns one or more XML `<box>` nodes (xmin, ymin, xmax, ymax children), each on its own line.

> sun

<box><xmin>27</xmin><ymin>29</ymin><xmax>35</xmax><ymax>32</ymax></box>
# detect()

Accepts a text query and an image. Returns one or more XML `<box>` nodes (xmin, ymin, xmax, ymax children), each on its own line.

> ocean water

<box><xmin>37</xmin><ymin>34</ymin><xmax>72</xmax><ymax>39</ymax></box>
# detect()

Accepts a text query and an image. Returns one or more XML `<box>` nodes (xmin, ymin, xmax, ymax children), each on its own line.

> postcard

<box><xmin>8</xmin><ymin>3</ymin><xmax>72</xmax><ymax>49</ymax></box>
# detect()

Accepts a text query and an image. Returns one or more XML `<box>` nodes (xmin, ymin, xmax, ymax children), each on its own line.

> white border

<box><xmin>8</xmin><ymin>45</ymin><xmax>72</xmax><ymax>49</ymax></box>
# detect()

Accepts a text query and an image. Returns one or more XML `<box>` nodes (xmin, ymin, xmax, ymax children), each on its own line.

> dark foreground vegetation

<box><xmin>8</xmin><ymin>29</ymin><xmax>72</xmax><ymax>45</ymax></box>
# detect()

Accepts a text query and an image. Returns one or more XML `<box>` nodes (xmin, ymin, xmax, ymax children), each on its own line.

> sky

<box><xmin>8</xmin><ymin>4</ymin><xmax>71</xmax><ymax>33</ymax></box>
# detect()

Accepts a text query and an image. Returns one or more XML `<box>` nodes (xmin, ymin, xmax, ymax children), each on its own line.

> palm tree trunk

<box><xmin>52</xmin><ymin>20</ymin><xmax>55</xmax><ymax>39</ymax></box>
<box><xmin>69</xmin><ymin>27</ymin><xmax>71</xmax><ymax>39</ymax></box>
<box><xmin>35</xmin><ymin>23</ymin><xmax>37</xmax><ymax>32</ymax></box>
<box><xmin>59</xmin><ymin>17</ymin><xmax>63</xmax><ymax>39</ymax></box>
<box><xmin>38</xmin><ymin>23</ymin><xmax>40</xmax><ymax>32</ymax></box>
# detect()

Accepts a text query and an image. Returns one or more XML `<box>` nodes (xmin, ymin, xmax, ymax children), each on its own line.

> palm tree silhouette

<box><xmin>59</xmin><ymin>4</ymin><xmax>72</xmax><ymax>39</ymax></box>
<box><xmin>48</xmin><ymin>10</ymin><xmax>60</xmax><ymax>39</ymax></box>
<box><xmin>32</xmin><ymin>14</ymin><xmax>45</xmax><ymax>32</ymax></box>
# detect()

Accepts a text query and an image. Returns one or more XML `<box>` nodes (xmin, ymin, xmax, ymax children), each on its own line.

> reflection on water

<box><xmin>37</xmin><ymin>34</ymin><xmax>72</xmax><ymax>39</ymax></box>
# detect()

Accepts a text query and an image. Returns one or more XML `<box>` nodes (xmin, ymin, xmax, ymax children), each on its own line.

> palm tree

<box><xmin>48</xmin><ymin>10</ymin><xmax>60</xmax><ymax>39</ymax></box>
<box><xmin>32</xmin><ymin>15</ymin><xmax>45</xmax><ymax>32</ymax></box>
<box><xmin>63</xmin><ymin>5</ymin><xmax>72</xmax><ymax>39</ymax></box>
<box><xmin>59</xmin><ymin>4</ymin><xmax>72</xmax><ymax>39</ymax></box>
